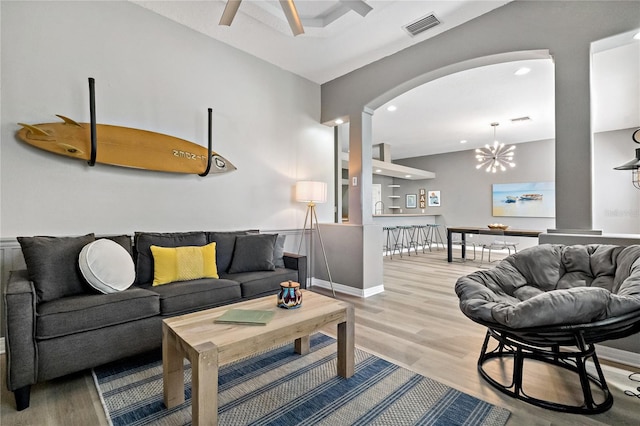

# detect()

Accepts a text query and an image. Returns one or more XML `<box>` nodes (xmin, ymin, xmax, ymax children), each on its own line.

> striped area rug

<box><xmin>93</xmin><ymin>334</ymin><xmax>510</xmax><ymax>426</ymax></box>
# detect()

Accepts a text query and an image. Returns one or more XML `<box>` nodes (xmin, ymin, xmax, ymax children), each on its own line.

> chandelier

<box><xmin>475</xmin><ymin>122</ymin><xmax>516</xmax><ymax>173</ymax></box>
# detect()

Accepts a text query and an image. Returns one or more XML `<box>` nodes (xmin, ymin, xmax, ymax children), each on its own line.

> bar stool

<box><xmin>413</xmin><ymin>225</ymin><xmax>429</xmax><ymax>253</ymax></box>
<box><xmin>383</xmin><ymin>226</ymin><xmax>399</xmax><ymax>259</ymax></box>
<box><xmin>426</xmin><ymin>224</ymin><xmax>445</xmax><ymax>250</ymax></box>
<box><xmin>397</xmin><ymin>225</ymin><xmax>418</xmax><ymax>256</ymax></box>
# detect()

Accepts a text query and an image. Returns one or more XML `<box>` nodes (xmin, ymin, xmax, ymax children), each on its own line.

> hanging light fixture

<box><xmin>613</xmin><ymin>129</ymin><xmax>640</xmax><ymax>189</ymax></box>
<box><xmin>475</xmin><ymin>122</ymin><xmax>516</xmax><ymax>173</ymax></box>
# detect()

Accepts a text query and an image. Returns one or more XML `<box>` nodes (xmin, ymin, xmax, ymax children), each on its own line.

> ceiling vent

<box><xmin>511</xmin><ymin>116</ymin><xmax>532</xmax><ymax>123</ymax></box>
<box><xmin>403</xmin><ymin>13</ymin><xmax>440</xmax><ymax>37</ymax></box>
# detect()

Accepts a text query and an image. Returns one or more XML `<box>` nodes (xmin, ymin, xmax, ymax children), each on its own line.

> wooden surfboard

<box><xmin>16</xmin><ymin>115</ymin><xmax>236</xmax><ymax>175</ymax></box>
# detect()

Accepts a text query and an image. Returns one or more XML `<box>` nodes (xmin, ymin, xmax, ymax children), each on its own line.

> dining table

<box><xmin>446</xmin><ymin>226</ymin><xmax>543</xmax><ymax>262</ymax></box>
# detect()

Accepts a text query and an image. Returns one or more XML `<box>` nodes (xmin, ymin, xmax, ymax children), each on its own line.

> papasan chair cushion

<box><xmin>455</xmin><ymin>244</ymin><xmax>640</xmax><ymax>328</ymax></box>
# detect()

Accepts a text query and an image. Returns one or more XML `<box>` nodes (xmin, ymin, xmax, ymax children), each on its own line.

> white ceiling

<box><xmin>372</xmin><ymin>57</ymin><xmax>557</xmax><ymax>159</ymax></box>
<box><xmin>133</xmin><ymin>1</ymin><xmax>640</xmax><ymax>160</ymax></box>
<box><xmin>133</xmin><ymin>0</ymin><xmax>510</xmax><ymax>84</ymax></box>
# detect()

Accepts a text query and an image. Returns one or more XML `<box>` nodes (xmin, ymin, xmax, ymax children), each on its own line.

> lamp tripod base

<box><xmin>298</xmin><ymin>203</ymin><xmax>336</xmax><ymax>297</ymax></box>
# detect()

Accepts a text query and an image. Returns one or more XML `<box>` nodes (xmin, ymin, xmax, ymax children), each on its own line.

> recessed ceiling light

<box><xmin>387</xmin><ymin>105</ymin><xmax>397</xmax><ymax>112</ymax></box>
<box><xmin>375</xmin><ymin>169</ymin><xmax>382</xmax><ymax>173</ymax></box>
<box><xmin>514</xmin><ymin>67</ymin><xmax>531</xmax><ymax>76</ymax></box>
<box><xmin>460</xmin><ymin>140</ymin><xmax>467</xmax><ymax>144</ymax></box>
<box><xmin>634</xmin><ymin>31</ymin><xmax>640</xmax><ymax>40</ymax></box>
<box><xmin>405</xmin><ymin>174</ymin><xmax>411</xmax><ymax>178</ymax></box>
<box><xmin>335</xmin><ymin>119</ymin><xmax>344</xmax><ymax>125</ymax></box>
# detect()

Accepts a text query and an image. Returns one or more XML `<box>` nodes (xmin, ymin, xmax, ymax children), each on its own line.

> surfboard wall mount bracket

<box><xmin>88</xmin><ymin>77</ymin><xmax>97</xmax><ymax>167</ymax></box>
<box><xmin>199</xmin><ymin>108</ymin><xmax>213</xmax><ymax>177</ymax></box>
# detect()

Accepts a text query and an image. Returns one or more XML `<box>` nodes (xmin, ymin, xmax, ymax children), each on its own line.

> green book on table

<box><xmin>215</xmin><ymin>309</ymin><xmax>275</xmax><ymax>325</ymax></box>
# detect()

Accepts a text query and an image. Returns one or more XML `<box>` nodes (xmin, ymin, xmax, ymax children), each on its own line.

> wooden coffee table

<box><xmin>162</xmin><ymin>291</ymin><xmax>354</xmax><ymax>426</ymax></box>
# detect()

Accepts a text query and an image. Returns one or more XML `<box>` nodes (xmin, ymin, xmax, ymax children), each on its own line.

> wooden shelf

<box><xmin>388</xmin><ymin>206</ymin><xmax>401</xmax><ymax>209</ymax></box>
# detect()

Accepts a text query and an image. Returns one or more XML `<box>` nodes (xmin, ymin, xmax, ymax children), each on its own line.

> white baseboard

<box><xmin>596</xmin><ymin>344</ymin><xmax>640</xmax><ymax>369</ymax></box>
<box><xmin>311</xmin><ymin>278</ymin><xmax>384</xmax><ymax>298</ymax></box>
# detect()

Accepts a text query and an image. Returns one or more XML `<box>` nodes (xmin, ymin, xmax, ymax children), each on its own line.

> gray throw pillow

<box><xmin>273</xmin><ymin>234</ymin><xmax>286</xmax><ymax>268</ymax></box>
<box><xmin>101</xmin><ymin>234</ymin><xmax>133</xmax><ymax>256</ymax></box>
<box><xmin>18</xmin><ymin>233</ymin><xmax>96</xmax><ymax>302</ymax></box>
<box><xmin>228</xmin><ymin>234</ymin><xmax>277</xmax><ymax>274</ymax></box>
<box><xmin>207</xmin><ymin>231</ymin><xmax>251</xmax><ymax>273</ymax></box>
<box><xmin>134</xmin><ymin>232</ymin><xmax>207</xmax><ymax>284</ymax></box>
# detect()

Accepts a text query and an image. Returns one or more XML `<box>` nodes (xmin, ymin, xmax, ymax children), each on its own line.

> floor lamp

<box><xmin>296</xmin><ymin>181</ymin><xmax>336</xmax><ymax>297</ymax></box>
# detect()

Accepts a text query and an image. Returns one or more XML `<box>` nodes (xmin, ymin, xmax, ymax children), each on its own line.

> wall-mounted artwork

<box><xmin>428</xmin><ymin>191</ymin><xmax>441</xmax><ymax>207</ymax></box>
<box><xmin>406</xmin><ymin>194</ymin><xmax>417</xmax><ymax>209</ymax></box>
<box><xmin>419</xmin><ymin>188</ymin><xmax>426</xmax><ymax>208</ymax></box>
<box><xmin>492</xmin><ymin>182</ymin><xmax>555</xmax><ymax>217</ymax></box>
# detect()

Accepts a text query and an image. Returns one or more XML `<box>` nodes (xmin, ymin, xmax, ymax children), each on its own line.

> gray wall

<box><xmin>0</xmin><ymin>1</ymin><xmax>334</xmax><ymax>340</ymax></box>
<box><xmin>1</xmin><ymin>1</ymin><xmax>334</xmax><ymax>239</ymax></box>
<box><xmin>314</xmin><ymin>223</ymin><xmax>383</xmax><ymax>297</ymax></box>
<box><xmin>393</xmin><ymin>129</ymin><xmax>640</xmax><ymax>236</ymax></box>
<box><xmin>394</xmin><ymin>139</ymin><xmax>555</xmax><ymax>249</ymax></box>
<box><xmin>396</xmin><ymin>139</ymin><xmax>555</xmax><ymax>225</ymax></box>
<box><xmin>321</xmin><ymin>1</ymin><xmax>640</xmax><ymax>231</ymax></box>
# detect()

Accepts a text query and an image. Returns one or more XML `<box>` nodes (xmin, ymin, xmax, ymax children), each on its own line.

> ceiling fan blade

<box><xmin>279</xmin><ymin>0</ymin><xmax>304</xmax><ymax>36</ymax></box>
<box><xmin>219</xmin><ymin>0</ymin><xmax>242</xmax><ymax>26</ymax></box>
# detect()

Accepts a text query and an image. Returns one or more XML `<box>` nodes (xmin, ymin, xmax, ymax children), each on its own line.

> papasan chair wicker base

<box><xmin>455</xmin><ymin>244</ymin><xmax>640</xmax><ymax>414</ymax></box>
<box><xmin>474</xmin><ymin>310</ymin><xmax>640</xmax><ymax>414</ymax></box>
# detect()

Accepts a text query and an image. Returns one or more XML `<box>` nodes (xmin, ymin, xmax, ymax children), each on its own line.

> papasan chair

<box><xmin>455</xmin><ymin>244</ymin><xmax>640</xmax><ymax>414</ymax></box>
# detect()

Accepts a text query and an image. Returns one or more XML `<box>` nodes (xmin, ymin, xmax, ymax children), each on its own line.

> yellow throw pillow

<box><xmin>150</xmin><ymin>242</ymin><xmax>218</xmax><ymax>286</ymax></box>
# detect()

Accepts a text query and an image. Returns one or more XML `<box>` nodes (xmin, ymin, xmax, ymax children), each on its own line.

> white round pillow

<box><xmin>79</xmin><ymin>239</ymin><xmax>135</xmax><ymax>294</ymax></box>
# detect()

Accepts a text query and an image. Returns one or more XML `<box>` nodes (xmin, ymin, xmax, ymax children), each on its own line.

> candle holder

<box><xmin>277</xmin><ymin>281</ymin><xmax>302</xmax><ymax>309</ymax></box>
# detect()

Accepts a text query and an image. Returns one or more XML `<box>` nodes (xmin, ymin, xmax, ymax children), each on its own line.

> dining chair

<box><xmin>450</xmin><ymin>232</ymin><xmax>477</xmax><ymax>261</ymax></box>
<box><xmin>478</xmin><ymin>229</ymin><xmax>511</xmax><ymax>264</ymax></box>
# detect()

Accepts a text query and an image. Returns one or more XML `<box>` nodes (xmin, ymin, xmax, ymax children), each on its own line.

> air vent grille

<box><xmin>403</xmin><ymin>13</ymin><xmax>440</xmax><ymax>37</ymax></box>
<box><xmin>511</xmin><ymin>116</ymin><xmax>532</xmax><ymax>123</ymax></box>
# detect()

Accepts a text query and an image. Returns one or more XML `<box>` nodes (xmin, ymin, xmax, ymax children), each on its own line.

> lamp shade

<box><xmin>296</xmin><ymin>181</ymin><xmax>327</xmax><ymax>203</ymax></box>
<box><xmin>614</xmin><ymin>148</ymin><xmax>640</xmax><ymax>170</ymax></box>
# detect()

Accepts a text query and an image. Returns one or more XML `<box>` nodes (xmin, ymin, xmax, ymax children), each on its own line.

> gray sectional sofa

<box><xmin>4</xmin><ymin>230</ymin><xmax>307</xmax><ymax>411</ymax></box>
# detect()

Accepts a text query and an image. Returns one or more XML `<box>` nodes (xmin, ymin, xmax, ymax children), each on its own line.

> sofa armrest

<box><xmin>283</xmin><ymin>252</ymin><xmax>308</xmax><ymax>289</ymax></box>
<box><xmin>4</xmin><ymin>270</ymin><xmax>38</xmax><ymax>391</ymax></box>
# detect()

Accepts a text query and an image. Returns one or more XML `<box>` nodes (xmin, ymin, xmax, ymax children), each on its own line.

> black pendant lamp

<box><xmin>614</xmin><ymin>129</ymin><xmax>640</xmax><ymax>189</ymax></box>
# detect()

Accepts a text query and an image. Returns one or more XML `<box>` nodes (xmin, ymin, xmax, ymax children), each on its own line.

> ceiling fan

<box><xmin>220</xmin><ymin>0</ymin><xmax>305</xmax><ymax>36</ymax></box>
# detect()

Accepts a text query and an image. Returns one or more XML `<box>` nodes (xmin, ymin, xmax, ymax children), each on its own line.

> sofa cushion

<box><xmin>36</xmin><ymin>287</ymin><xmax>159</xmax><ymax>339</ymax></box>
<box><xmin>228</xmin><ymin>234</ymin><xmax>277</xmax><ymax>274</ymax></box>
<box><xmin>150</xmin><ymin>242</ymin><xmax>218</xmax><ymax>285</ymax></box>
<box><xmin>79</xmin><ymin>239</ymin><xmax>136</xmax><ymax>294</ymax></box>
<box><xmin>223</xmin><ymin>267</ymin><xmax>298</xmax><ymax>299</ymax></box>
<box><xmin>206</xmin><ymin>231</ymin><xmax>251</xmax><ymax>273</ymax></box>
<box><xmin>455</xmin><ymin>244</ymin><xmax>640</xmax><ymax>328</ymax></box>
<box><xmin>142</xmin><ymin>278</ymin><xmax>242</xmax><ymax>316</ymax></box>
<box><xmin>134</xmin><ymin>232</ymin><xmax>207</xmax><ymax>284</ymax></box>
<box><xmin>18</xmin><ymin>234</ymin><xmax>96</xmax><ymax>303</ymax></box>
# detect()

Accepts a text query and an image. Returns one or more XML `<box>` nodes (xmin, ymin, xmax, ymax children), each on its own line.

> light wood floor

<box><xmin>2</xmin><ymin>249</ymin><xmax>638</xmax><ymax>425</ymax></box>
